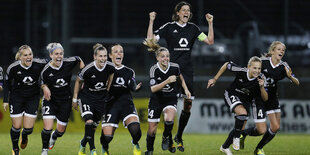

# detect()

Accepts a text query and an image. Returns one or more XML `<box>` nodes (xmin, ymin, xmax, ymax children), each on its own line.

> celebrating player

<box><xmin>147</xmin><ymin>1</ymin><xmax>214</xmax><ymax>151</ymax></box>
<box><xmin>207</xmin><ymin>56</ymin><xmax>268</xmax><ymax>155</ymax></box>
<box><xmin>100</xmin><ymin>44</ymin><xmax>142</xmax><ymax>155</ymax></box>
<box><xmin>3</xmin><ymin>45</ymin><xmax>48</xmax><ymax>155</ymax></box>
<box><xmin>143</xmin><ymin>39</ymin><xmax>191</xmax><ymax>155</ymax></box>
<box><xmin>40</xmin><ymin>43</ymin><xmax>84</xmax><ymax>155</ymax></box>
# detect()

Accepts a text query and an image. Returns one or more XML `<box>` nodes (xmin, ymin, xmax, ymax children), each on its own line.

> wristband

<box><xmin>72</xmin><ymin>98</ymin><xmax>78</xmax><ymax>103</ymax></box>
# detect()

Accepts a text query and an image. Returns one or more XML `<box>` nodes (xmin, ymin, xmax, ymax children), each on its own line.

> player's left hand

<box><xmin>135</xmin><ymin>82</ymin><xmax>142</xmax><ymax>91</ymax></box>
<box><xmin>285</xmin><ymin>67</ymin><xmax>293</xmax><ymax>78</ymax></box>
<box><xmin>185</xmin><ymin>89</ymin><xmax>191</xmax><ymax>99</ymax></box>
<box><xmin>205</xmin><ymin>13</ymin><xmax>213</xmax><ymax>23</ymax></box>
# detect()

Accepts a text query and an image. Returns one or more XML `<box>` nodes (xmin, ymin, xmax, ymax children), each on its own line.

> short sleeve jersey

<box><xmin>226</xmin><ymin>61</ymin><xmax>263</xmax><ymax>103</ymax></box>
<box><xmin>78</xmin><ymin>61</ymin><xmax>115</xmax><ymax>99</ymax></box>
<box><xmin>110</xmin><ymin>65</ymin><xmax>136</xmax><ymax>97</ymax></box>
<box><xmin>149</xmin><ymin>62</ymin><xmax>181</xmax><ymax>100</ymax></box>
<box><xmin>154</xmin><ymin>22</ymin><xmax>202</xmax><ymax>72</ymax></box>
<box><xmin>4</xmin><ymin>58</ymin><xmax>48</xmax><ymax>102</ymax></box>
<box><xmin>41</xmin><ymin>56</ymin><xmax>80</xmax><ymax>101</ymax></box>
<box><xmin>261</xmin><ymin>57</ymin><xmax>289</xmax><ymax>95</ymax></box>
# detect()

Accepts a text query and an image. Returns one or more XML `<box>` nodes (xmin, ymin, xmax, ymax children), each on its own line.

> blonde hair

<box><xmin>262</xmin><ymin>41</ymin><xmax>286</xmax><ymax>57</ymax></box>
<box><xmin>46</xmin><ymin>43</ymin><xmax>64</xmax><ymax>54</ymax></box>
<box><xmin>172</xmin><ymin>1</ymin><xmax>192</xmax><ymax>21</ymax></box>
<box><xmin>93</xmin><ymin>43</ymin><xmax>107</xmax><ymax>55</ymax></box>
<box><xmin>15</xmin><ymin>45</ymin><xmax>32</xmax><ymax>60</ymax></box>
<box><xmin>247</xmin><ymin>56</ymin><xmax>262</xmax><ymax>67</ymax></box>
<box><xmin>143</xmin><ymin>38</ymin><xmax>169</xmax><ymax>57</ymax></box>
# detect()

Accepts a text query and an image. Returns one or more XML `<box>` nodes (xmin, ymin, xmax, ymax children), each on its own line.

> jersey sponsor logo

<box><xmin>173</xmin><ymin>29</ymin><xmax>178</xmax><ymax>33</ymax></box>
<box><xmin>94</xmin><ymin>82</ymin><xmax>104</xmax><ymax>89</ymax></box>
<box><xmin>55</xmin><ymin>78</ymin><xmax>68</xmax><ymax>88</ymax></box>
<box><xmin>23</xmin><ymin>76</ymin><xmax>35</xmax><ymax>85</ymax></box>
<box><xmin>17</xmin><ymin>71</ymin><xmax>22</xmax><ymax>74</ymax></box>
<box><xmin>113</xmin><ymin>77</ymin><xmax>127</xmax><ymax>88</ymax></box>
<box><xmin>178</xmin><ymin>38</ymin><xmax>188</xmax><ymax>47</ymax></box>
<box><xmin>162</xmin><ymin>84</ymin><xmax>173</xmax><ymax>92</ymax></box>
<box><xmin>264</xmin><ymin>77</ymin><xmax>275</xmax><ymax>87</ymax></box>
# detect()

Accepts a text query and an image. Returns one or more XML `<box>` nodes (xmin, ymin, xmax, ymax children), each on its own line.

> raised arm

<box><xmin>202</xmin><ymin>13</ymin><xmax>214</xmax><ymax>45</ymax></box>
<box><xmin>147</xmin><ymin>11</ymin><xmax>157</xmax><ymax>39</ymax></box>
<box><xmin>207</xmin><ymin>62</ymin><xmax>228</xmax><ymax>88</ymax></box>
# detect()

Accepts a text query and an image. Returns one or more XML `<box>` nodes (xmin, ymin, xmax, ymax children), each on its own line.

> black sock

<box><xmin>234</xmin><ymin>115</ymin><xmax>247</xmax><ymax>138</ymax></box>
<box><xmin>22</xmin><ymin>127</ymin><xmax>33</xmax><ymax>141</ymax></box>
<box><xmin>177</xmin><ymin>110</ymin><xmax>190</xmax><ymax>139</ymax></box>
<box><xmin>83</xmin><ymin>123</ymin><xmax>95</xmax><ymax>149</ymax></box>
<box><xmin>243</xmin><ymin>127</ymin><xmax>260</xmax><ymax>136</ymax></box>
<box><xmin>41</xmin><ymin>128</ymin><xmax>52</xmax><ymax>149</ymax></box>
<box><xmin>127</xmin><ymin>122</ymin><xmax>142</xmax><ymax>145</ymax></box>
<box><xmin>222</xmin><ymin>129</ymin><xmax>234</xmax><ymax>149</ymax></box>
<box><xmin>146</xmin><ymin>133</ymin><xmax>156</xmax><ymax>151</ymax></box>
<box><xmin>52</xmin><ymin>129</ymin><xmax>64</xmax><ymax>140</ymax></box>
<box><xmin>163</xmin><ymin>121</ymin><xmax>174</xmax><ymax>138</ymax></box>
<box><xmin>10</xmin><ymin>127</ymin><xmax>21</xmax><ymax>150</ymax></box>
<box><xmin>257</xmin><ymin>128</ymin><xmax>276</xmax><ymax>149</ymax></box>
<box><xmin>100</xmin><ymin>133</ymin><xmax>113</xmax><ymax>150</ymax></box>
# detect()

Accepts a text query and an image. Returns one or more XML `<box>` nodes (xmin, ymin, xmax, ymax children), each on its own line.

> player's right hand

<box><xmin>42</xmin><ymin>85</ymin><xmax>51</xmax><ymax>101</ymax></box>
<box><xmin>207</xmin><ymin>78</ymin><xmax>216</xmax><ymax>88</ymax></box>
<box><xmin>167</xmin><ymin>75</ymin><xmax>177</xmax><ymax>84</ymax></box>
<box><xmin>3</xmin><ymin>102</ymin><xmax>8</xmax><ymax>112</ymax></box>
<box><xmin>149</xmin><ymin>11</ymin><xmax>156</xmax><ymax>21</ymax></box>
<box><xmin>72</xmin><ymin>102</ymin><xmax>78</xmax><ymax>111</ymax></box>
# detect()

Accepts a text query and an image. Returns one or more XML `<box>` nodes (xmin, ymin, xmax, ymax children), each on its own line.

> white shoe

<box><xmin>49</xmin><ymin>131</ymin><xmax>56</xmax><ymax>150</ymax></box>
<box><xmin>232</xmin><ymin>137</ymin><xmax>240</xmax><ymax>151</ymax></box>
<box><xmin>41</xmin><ymin>148</ymin><xmax>49</xmax><ymax>155</ymax></box>
<box><xmin>220</xmin><ymin>146</ymin><xmax>233</xmax><ymax>155</ymax></box>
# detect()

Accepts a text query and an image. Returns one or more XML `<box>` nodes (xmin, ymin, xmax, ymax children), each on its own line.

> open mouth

<box><xmin>26</xmin><ymin>59</ymin><xmax>32</xmax><ymax>63</ymax></box>
<box><xmin>183</xmin><ymin>15</ymin><xmax>189</xmax><ymax>19</ymax></box>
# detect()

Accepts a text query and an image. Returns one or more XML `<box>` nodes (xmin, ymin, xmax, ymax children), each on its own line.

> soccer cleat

<box><xmin>254</xmin><ymin>148</ymin><xmax>265</xmax><ymax>155</ymax></box>
<box><xmin>144</xmin><ymin>150</ymin><xmax>153</xmax><ymax>155</ymax></box>
<box><xmin>133</xmin><ymin>143</ymin><xmax>141</xmax><ymax>155</ymax></box>
<box><xmin>162</xmin><ymin>136</ymin><xmax>169</xmax><ymax>150</ymax></box>
<box><xmin>168</xmin><ymin>136</ymin><xmax>176</xmax><ymax>153</ymax></box>
<box><xmin>174</xmin><ymin>135</ymin><xmax>184</xmax><ymax>152</ymax></box>
<box><xmin>78</xmin><ymin>142</ymin><xmax>86</xmax><ymax>155</ymax></box>
<box><xmin>220</xmin><ymin>146</ymin><xmax>233</xmax><ymax>155</ymax></box>
<box><xmin>90</xmin><ymin>149</ymin><xmax>98</xmax><ymax>155</ymax></box>
<box><xmin>48</xmin><ymin>131</ymin><xmax>56</xmax><ymax>150</ymax></box>
<box><xmin>20</xmin><ymin>135</ymin><xmax>28</xmax><ymax>149</ymax></box>
<box><xmin>102</xmin><ymin>147</ymin><xmax>109</xmax><ymax>155</ymax></box>
<box><xmin>12</xmin><ymin>148</ymin><xmax>20</xmax><ymax>155</ymax></box>
<box><xmin>240</xmin><ymin>134</ymin><xmax>246</xmax><ymax>150</ymax></box>
<box><xmin>41</xmin><ymin>148</ymin><xmax>49</xmax><ymax>155</ymax></box>
<box><xmin>232</xmin><ymin>137</ymin><xmax>240</xmax><ymax>151</ymax></box>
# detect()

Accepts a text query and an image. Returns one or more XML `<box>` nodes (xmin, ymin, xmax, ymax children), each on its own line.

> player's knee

<box><xmin>235</xmin><ymin>114</ymin><xmax>248</xmax><ymax>121</ymax></box>
<box><xmin>271</xmin><ymin>125</ymin><xmax>280</xmax><ymax>132</ymax></box>
<box><xmin>83</xmin><ymin>114</ymin><xmax>93</xmax><ymax>122</ymax></box>
<box><xmin>104</xmin><ymin>135</ymin><xmax>113</xmax><ymax>144</ymax></box>
<box><xmin>257</xmin><ymin>127</ymin><xmax>266</xmax><ymax>135</ymax></box>
<box><xmin>23</xmin><ymin>127</ymin><xmax>33</xmax><ymax>135</ymax></box>
<box><xmin>85</xmin><ymin>120</ymin><xmax>94</xmax><ymax>125</ymax></box>
<box><xmin>55</xmin><ymin>129</ymin><xmax>65</xmax><ymax>138</ymax></box>
<box><xmin>183</xmin><ymin>99</ymin><xmax>192</xmax><ymax>112</ymax></box>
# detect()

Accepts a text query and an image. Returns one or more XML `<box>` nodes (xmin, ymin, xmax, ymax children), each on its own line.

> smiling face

<box><xmin>20</xmin><ymin>48</ymin><xmax>33</xmax><ymax>67</ymax></box>
<box><xmin>94</xmin><ymin>49</ymin><xmax>108</xmax><ymax>68</ymax></box>
<box><xmin>156</xmin><ymin>49</ymin><xmax>170</xmax><ymax>69</ymax></box>
<box><xmin>50</xmin><ymin>48</ymin><xmax>64</xmax><ymax>67</ymax></box>
<box><xmin>177</xmin><ymin>5</ymin><xmax>191</xmax><ymax>24</ymax></box>
<box><xmin>109</xmin><ymin>45</ymin><xmax>124</xmax><ymax>67</ymax></box>
<box><xmin>271</xmin><ymin>43</ymin><xmax>285</xmax><ymax>61</ymax></box>
<box><xmin>248</xmin><ymin>61</ymin><xmax>262</xmax><ymax>78</ymax></box>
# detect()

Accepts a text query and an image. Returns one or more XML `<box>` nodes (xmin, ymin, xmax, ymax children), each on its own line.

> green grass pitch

<box><xmin>1</xmin><ymin>132</ymin><xmax>310</xmax><ymax>155</ymax></box>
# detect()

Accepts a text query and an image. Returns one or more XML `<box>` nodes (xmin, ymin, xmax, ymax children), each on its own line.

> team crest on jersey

<box><xmin>150</xmin><ymin>79</ymin><xmax>156</xmax><ymax>85</ymax></box>
<box><xmin>178</xmin><ymin>38</ymin><xmax>188</xmax><ymax>47</ymax></box>
<box><xmin>55</xmin><ymin>78</ymin><xmax>68</xmax><ymax>88</ymax></box>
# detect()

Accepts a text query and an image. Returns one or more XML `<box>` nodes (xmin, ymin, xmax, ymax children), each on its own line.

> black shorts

<box><xmin>148</xmin><ymin>97</ymin><xmax>177</xmax><ymax>122</ymax></box>
<box><xmin>79</xmin><ymin>92</ymin><xmax>105</xmax><ymax>124</ymax></box>
<box><xmin>102</xmin><ymin>95</ymin><xmax>139</xmax><ymax>128</ymax></box>
<box><xmin>9</xmin><ymin>94</ymin><xmax>40</xmax><ymax>118</ymax></box>
<box><xmin>177</xmin><ymin>71</ymin><xmax>195</xmax><ymax>99</ymax></box>
<box><xmin>42</xmin><ymin>98</ymin><xmax>72</xmax><ymax>126</ymax></box>
<box><xmin>264</xmin><ymin>95</ymin><xmax>281</xmax><ymax>114</ymax></box>
<box><xmin>224</xmin><ymin>90</ymin><xmax>250</xmax><ymax>113</ymax></box>
<box><xmin>251</xmin><ymin>99</ymin><xmax>266</xmax><ymax>122</ymax></box>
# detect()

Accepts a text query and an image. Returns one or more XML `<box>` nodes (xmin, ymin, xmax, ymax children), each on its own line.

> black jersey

<box><xmin>110</xmin><ymin>65</ymin><xmax>136</xmax><ymax>96</ymax></box>
<box><xmin>154</xmin><ymin>22</ymin><xmax>202</xmax><ymax>72</ymax></box>
<box><xmin>0</xmin><ymin>66</ymin><xmax>3</xmax><ymax>88</ymax></box>
<box><xmin>149</xmin><ymin>62</ymin><xmax>181</xmax><ymax>100</ymax></box>
<box><xmin>78</xmin><ymin>61</ymin><xmax>115</xmax><ymax>99</ymax></box>
<box><xmin>3</xmin><ymin>59</ymin><xmax>48</xmax><ymax>102</ymax></box>
<box><xmin>226</xmin><ymin>62</ymin><xmax>263</xmax><ymax>103</ymax></box>
<box><xmin>261</xmin><ymin>57</ymin><xmax>289</xmax><ymax>95</ymax></box>
<box><xmin>41</xmin><ymin>56</ymin><xmax>81</xmax><ymax>102</ymax></box>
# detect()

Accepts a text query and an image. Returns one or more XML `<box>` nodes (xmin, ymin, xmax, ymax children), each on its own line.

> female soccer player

<box><xmin>147</xmin><ymin>1</ymin><xmax>214</xmax><ymax>151</ymax></box>
<box><xmin>72</xmin><ymin>43</ymin><xmax>115</xmax><ymax>155</ymax></box>
<box><xmin>143</xmin><ymin>39</ymin><xmax>191</xmax><ymax>155</ymax></box>
<box><xmin>239</xmin><ymin>41</ymin><xmax>300</xmax><ymax>155</ymax></box>
<box><xmin>40</xmin><ymin>43</ymin><xmax>84</xmax><ymax>155</ymax></box>
<box><xmin>207</xmin><ymin>56</ymin><xmax>268</xmax><ymax>155</ymax></box>
<box><xmin>3</xmin><ymin>45</ymin><xmax>48</xmax><ymax>155</ymax></box>
<box><xmin>100</xmin><ymin>44</ymin><xmax>142</xmax><ymax>155</ymax></box>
